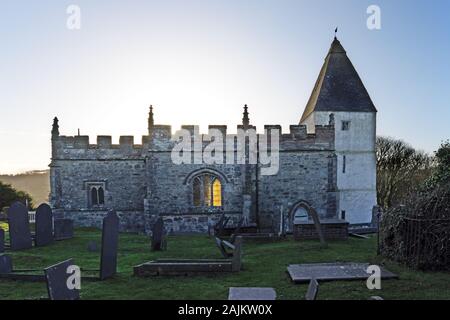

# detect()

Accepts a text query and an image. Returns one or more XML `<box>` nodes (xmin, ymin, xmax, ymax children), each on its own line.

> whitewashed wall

<box><xmin>302</xmin><ymin>111</ymin><xmax>377</xmax><ymax>224</ymax></box>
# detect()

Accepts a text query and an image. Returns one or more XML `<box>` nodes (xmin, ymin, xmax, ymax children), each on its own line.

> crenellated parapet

<box><xmin>52</xmin><ymin>135</ymin><xmax>145</xmax><ymax>160</ymax></box>
<box><xmin>51</xmin><ymin>122</ymin><xmax>334</xmax><ymax>160</ymax></box>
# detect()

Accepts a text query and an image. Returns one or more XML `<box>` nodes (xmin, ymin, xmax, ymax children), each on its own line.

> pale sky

<box><xmin>1</xmin><ymin>0</ymin><xmax>449</xmax><ymax>174</ymax></box>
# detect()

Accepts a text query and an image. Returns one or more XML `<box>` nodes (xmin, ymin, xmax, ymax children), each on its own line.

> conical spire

<box><xmin>299</xmin><ymin>37</ymin><xmax>376</xmax><ymax>123</ymax></box>
<box><xmin>242</xmin><ymin>104</ymin><xmax>250</xmax><ymax>128</ymax></box>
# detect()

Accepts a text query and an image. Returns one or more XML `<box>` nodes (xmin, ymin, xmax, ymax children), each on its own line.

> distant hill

<box><xmin>0</xmin><ymin>170</ymin><xmax>50</xmax><ymax>206</ymax></box>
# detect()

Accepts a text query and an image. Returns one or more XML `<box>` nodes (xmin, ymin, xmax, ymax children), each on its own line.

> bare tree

<box><xmin>376</xmin><ymin>136</ymin><xmax>432</xmax><ymax>208</ymax></box>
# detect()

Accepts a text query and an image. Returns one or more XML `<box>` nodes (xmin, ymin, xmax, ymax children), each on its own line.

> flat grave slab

<box><xmin>134</xmin><ymin>237</ymin><xmax>243</xmax><ymax>277</ymax></box>
<box><xmin>235</xmin><ymin>233</ymin><xmax>283</xmax><ymax>241</ymax></box>
<box><xmin>287</xmin><ymin>262</ymin><xmax>398</xmax><ymax>283</ymax></box>
<box><xmin>0</xmin><ymin>254</ymin><xmax>46</xmax><ymax>281</ymax></box>
<box><xmin>228</xmin><ymin>287</ymin><xmax>276</xmax><ymax>300</ymax></box>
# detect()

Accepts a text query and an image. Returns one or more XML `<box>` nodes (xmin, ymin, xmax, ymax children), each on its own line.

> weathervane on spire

<box><xmin>334</xmin><ymin>27</ymin><xmax>338</xmax><ymax>39</ymax></box>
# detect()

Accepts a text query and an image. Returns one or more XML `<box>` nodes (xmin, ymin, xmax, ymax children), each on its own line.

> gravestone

<box><xmin>54</xmin><ymin>219</ymin><xmax>74</xmax><ymax>240</ymax></box>
<box><xmin>151</xmin><ymin>217</ymin><xmax>165</xmax><ymax>251</ymax></box>
<box><xmin>35</xmin><ymin>204</ymin><xmax>54</xmax><ymax>247</ymax></box>
<box><xmin>214</xmin><ymin>214</ymin><xmax>230</xmax><ymax>236</ymax></box>
<box><xmin>0</xmin><ymin>229</ymin><xmax>4</xmax><ymax>253</ymax></box>
<box><xmin>0</xmin><ymin>254</ymin><xmax>13</xmax><ymax>274</ymax></box>
<box><xmin>99</xmin><ymin>210</ymin><xmax>119</xmax><ymax>280</ymax></box>
<box><xmin>45</xmin><ymin>259</ymin><xmax>80</xmax><ymax>300</ymax></box>
<box><xmin>87</xmin><ymin>240</ymin><xmax>98</xmax><ymax>252</ymax></box>
<box><xmin>287</xmin><ymin>262</ymin><xmax>398</xmax><ymax>283</ymax></box>
<box><xmin>371</xmin><ymin>206</ymin><xmax>382</xmax><ymax>229</ymax></box>
<box><xmin>228</xmin><ymin>287</ymin><xmax>276</xmax><ymax>300</ymax></box>
<box><xmin>7</xmin><ymin>202</ymin><xmax>32</xmax><ymax>251</ymax></box>
<box><xmin>305</xmin><ymin>278</ymin><xmax>319</xmax><ymax>300</ymax></box>
<box><xmin>279</xmin><ymin>205</ymin><xmax>286</xmax><ymax>237</ymax></box>
<box><xmin>215</xmin><ymin>237</ymin><xmax>229</xmax><ymax>258</ymax></box>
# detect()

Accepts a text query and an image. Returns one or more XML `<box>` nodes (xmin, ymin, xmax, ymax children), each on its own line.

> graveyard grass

<box><xmin>1</xmin><ymin>229</ymin><xmax>449</xmax><ymax>300</ymax></box>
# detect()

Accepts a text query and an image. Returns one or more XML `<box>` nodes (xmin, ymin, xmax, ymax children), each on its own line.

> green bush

<box><xmin>0</xmin><ymin>181</ymin><xmax>33</xmax><ymax>212</ymax></box>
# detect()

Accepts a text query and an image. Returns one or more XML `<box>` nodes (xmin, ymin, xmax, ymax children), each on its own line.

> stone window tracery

<box><xmin>192</xmin><ymin>173</ymin><xmax>222</xmax><ymax>207</ymax></box>
<box><xmin>86</xmin><ymin>182</ymin><xmax>106</xmax><ymax>208</ymax></box>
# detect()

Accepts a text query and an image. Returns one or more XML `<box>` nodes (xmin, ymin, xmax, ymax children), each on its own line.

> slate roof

<box><xmin>299</xmin><ymin>38</ymin><xmax>377</xmax><ymax>123</ymax></box>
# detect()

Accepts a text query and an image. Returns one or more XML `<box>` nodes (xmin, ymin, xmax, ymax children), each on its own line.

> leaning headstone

<box><xmin>228</xmin><ymin>287</ymin><xmax>276</xmax><ymax>300</ymax></box>
<box><xmin>151</xmin><ymin>217</ymin><xmax>165</xmax><ymax>251</ymax></box>
<box><xmin>0</xmin><ymin>254</ymin><xmax>13</xmax><ymax>274</ymax></box>
<box><xmin>215</xmin><ymin>237</ymin><xmax>229</xmax><ymax>258</ymax></box>
<box><xmin>54</xmin><ymin>219</ymin><xmax>74</xmax><ymax>240</ymax></box>
<box><xmin>99</xmin><ymin>210</ymin><xmax>119</xmax><ymax>280</ymax></box>
<box><xmin>7</xmin><ymin>202</ymin><xmax>32</xmax><ymax>251</ymax></box>
<box><xmin>45</xmin><ymin>259</ymin><xmax>80</xmax><ymax>300</ymax></box>
<box><xmin>35</xmin><ymin>204</ymin><xmax>54</xmax><ymax>247</ymax></box>
<box><xmin>0</xmin><ymin>229</ymin><xmax>4</xmax><ymax>253</ymax></box>
<box><xmin>309</xmin><ymin>207</ymin><xmax>327</xmax><ymax>248</ymax></box>
<box><xmin>305</xmin><ymin>278</ymin><xmax>319</xmax><ymax>300</ymax></box>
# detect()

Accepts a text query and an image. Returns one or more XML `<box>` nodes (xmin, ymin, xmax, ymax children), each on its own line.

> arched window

<box><xmin>203</xmin><ymin>174</ymin><xmax>212</xmax><ymax>206</ymax></box>
<box><xmin>293</xmin><ymin>206</ymin><xmax>309</xmax><ymax>223</ymax></box>
<box><xmin>88</xmin><ymin>183</ymin><xmax>106</xmax><ymax>208</ymax></box>
<box><xmin>193</xmin><ymin>177</ymin><xmax>202</xmax><ymax>206</ymax></box>
<box><xmin>212</xmin><ymin>179</ymin><xmax>221</xmax><ymax>207</ymax></box>
<box><xmin>91</xmin><ymin>187</ymin><xmax>99</xmax><ymax>206</ymax></box>
<box><xmin>98</xmin><ymin>187</ymin><xmax>105</xmax><ymax>205</ymax></box>
<box><xmin>192</xmin><ymin>173</ymin><xmax>222</xmax><ymax>207</ymax></box>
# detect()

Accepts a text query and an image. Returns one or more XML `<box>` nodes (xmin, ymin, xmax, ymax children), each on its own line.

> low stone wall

<box><xmin>293</xmin><ymin>219</ymin><xmax>348</xmax><ymax>240</ymax></box>
<box><xmin>161</xmin><ymin>213</ymin><xmax>242</xmax><ymax>234</ymax></box>
<box><xmin>55</xmin><ymin>210</ymin><xmax>146</xmax><ymax>233</ymax></box>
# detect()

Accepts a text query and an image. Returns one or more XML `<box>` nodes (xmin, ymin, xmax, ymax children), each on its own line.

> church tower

<box><xmin>299</xmin><ymin>36</ymin><xmax>377</xmax><ymax>224</ymax></box>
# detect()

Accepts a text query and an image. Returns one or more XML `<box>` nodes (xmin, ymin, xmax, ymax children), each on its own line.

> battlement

<box><xmin>56</xmin><ymin>135</ymin><xmax>144</xmax><ymax>150</ymax></box>
<box><xmin>52</xmin><ymin>123</ymin><xmax>334</xmax><ymax>159</ymax></box>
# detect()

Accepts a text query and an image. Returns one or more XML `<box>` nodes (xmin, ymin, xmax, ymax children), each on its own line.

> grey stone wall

<box><xmin>50</xmin><ymin>124</ymin><xmax>337</xmax><ymax>233</ymax></box>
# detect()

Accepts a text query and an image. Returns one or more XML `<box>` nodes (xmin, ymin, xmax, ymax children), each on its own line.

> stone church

<box><xmin>49</xmin><ymin>37</ymin><xmax>377</xmax><ymax>233</ymax></box>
